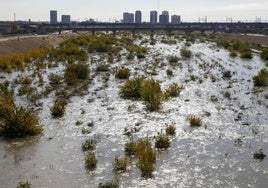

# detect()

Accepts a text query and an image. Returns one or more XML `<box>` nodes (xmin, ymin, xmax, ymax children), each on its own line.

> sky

<box><xmin>0</xmin><ymin>0</ymin><xmax>268</xmax><ymax>22</ymax></box>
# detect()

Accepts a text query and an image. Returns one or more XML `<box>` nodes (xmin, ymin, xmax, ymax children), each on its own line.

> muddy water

<box><xmin>0</xmin><ymin>36</ymin><xmax>268</xmax><ymax>187</ymax></box>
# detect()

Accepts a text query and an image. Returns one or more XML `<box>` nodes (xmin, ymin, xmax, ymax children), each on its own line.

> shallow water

<box><xmin>0</xmin><ymin>35</ymin><xmax>268</xmax><ymax>188</ymax></box>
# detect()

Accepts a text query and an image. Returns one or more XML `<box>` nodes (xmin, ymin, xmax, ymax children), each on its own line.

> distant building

<box><xmin>61</xmin><ymin>15</ymin><xmax>71</xmax><ymax>24</ymax></box>
<box><xmin>150</xmin><ymin>11</ymin><xmax>158</xmax><ymax>24</ymax></box>
<box><xmin>159</xmin><ymin>11</ymin><xmax>169</xmax><ymax>24</ymax></box>
<box><xmin>50</xmin><ymin>10</ymin><xmax>57</xmax><ymax>24</ymax></box>
<box><xmin>123</xmin><ymin>12</ymin><xmax>134</xmax><ymax>23</ymax></box>
<box><xmin>171</xmin><ymin>15</ymin><xmax>181</xmax><ymax>24</ymax></box>
<box><xmin>135</xmin><ymin>10</ymin><xmax>142</xmax><ymax>24</ymax></box>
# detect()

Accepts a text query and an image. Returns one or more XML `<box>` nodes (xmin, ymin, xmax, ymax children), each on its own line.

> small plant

<box><xmin>50</xmin><ymin>100</ymin><xmax>66</xmax><ymax>118</ymax></box>
<box><xmin>98</xmin><ymin>180</ymin><xmax>119</xmax><ymax>188</ymax></box>
<box><xmin>253</xmin><ymin>149</ymin><xmax>266</xmax><ymax>160</ymax></box>
<box><xmin>155</xmin><ymin>133</ymin><xmax>170</xmax><ymax>150</ymax></box>
<box><xmin>85</xmin><ymin>152</ymin><xmax>97</xmax><ymax>170</ymax></box>
<box><xmin>260</xmin><ymin>49</ymin><xmax>268</xmax><ymax>60</ymax></box>
<box><xmin>253</xmin><ymin>69</ymin><xmax>268</xmax><ymax>86</ymax></box>
<box><xmin>189</xmin><ymin>116</ymin><xmax>202</xmax><ymax>127</ymax></box>
<box><xmin>165</xmin><ymin>83</ymin><xmax>182</xmax><ymax>98</ymax></box>
<box><xmin>168</xmin><ymin>56</ymin><xmax>179</xmax><ymax>63</ymax></box>
<box><xmin>115</xmin><ymin>68</ymin><xmax>130</xmax><ymax>79</ymax></box>
<box><xmin>140</xmin><ymin>79</ymin><xmax>163</xmax><ymax>111</ymax></box>
<box><xmin>96</xmin><ymin>63</ymin><xmax>110</xmax><ymax>72</ymax></box>
<box><xmin>64</xmin><ymin>62</ymin><xmax>89</xmax><ymax>85</ymax></box>
<box><xmin>113</xmin><ymin>156</ymin><xmax>129</xmax><ymax>173</ymax></box>
<box><xmin>180</xmin><ymin>48</ymin><xmax>192</xmax><ymax>58</ymax></box>
<box><xmin>17</xmin><ymin>181</ymin><xmax>31</xmax><ymax>188</ymax></box>
<box><xmin>119</xmin><ymin>77</ymin><xmax>144</xmax><ymax>99</ymax></box>
<box><xmin>240</xmin><ymin>50</ymin><xmax>252</xmax><ymax>59</ymax></box>
<box><xmin>222</xmin><ymin>71</ymin><xmax>232</xmax><ymax>78</ymax></box>
<box><xmin>82</xmin><ymin>139</ymin><xmax>96</xmax><ymax>152</ymax></box>
<box><xmin>166</xmin><ymin>124</ymin><xmax>176</xmax><ymax>136</ymax></box>
<box><xmin>49</xmin><ymin>73</ymin><xmax>63</xmax><ymax>85</ymax></box>
<box><xmin>166</xmin><ymin>69</ymin><xmax>173</xmax><ymax>76</ymax></box>
<box><xmin>125</xmin><ymin>140</ymin><xmax>137</xmax><ymax>156</ymax></box>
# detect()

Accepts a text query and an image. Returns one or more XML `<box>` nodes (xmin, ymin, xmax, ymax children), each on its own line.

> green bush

<box><xmin>17</xmin><ymin>181</ymin><xmax>31</xmax><ymax>188</ymax></box>
<box><xmin>261</xmin><ymin>49</ymin><xmax>268</xmax><ymax>60</ymax></box>
<box><xmin>140</xmin><ymin>79</ymin><xmax>163</xmax><ymax>111</ymax></box>
<box><xmin>119</xmin><ymin>77</ymin><xmax>144</xmax><ymax>99</ymax></box>
<box><xmin>113</xmin><ymin>156</ymin><xmax>129</xmax><ymax>173</ymax></box>
<box><xmin>50</xmin><ymin>100</ymin><xmax>66</xmax><ymax>118</ymax></box>
<box><xmin>125</xmin><ymin>140</ymin><xmax>137</xmax><ymax>156</ymax></box>
<box><xmin>136</xmin><ymin>139</ymin><xmax>156</xmax><ymax>178</ymax></box>
<box><xmin>0</xmin><ymin>85</ymin><xmax>42</xmax><ymax>138</ymax></box>
<box><xmin>168</xmin><ymin>56</ymin><xmax>179</xmax><ymax>63</ymax></box>
<box><xmin>64</xmin><ymin>62</ymin><xmax>89</xmax><ymax>85</ymax></box>
<box><xmin>165</xmin><ymin>83</ymin><xmax>182</xmax><ymax>98</ymax></box>
<box><xmin>82</xmin><ymin>139</ymin><xmax>96</xmax><ymax>152</ymax></box>
<box><xmin>155</xmin><ymin>133</ymin><xmax>170</xmax><ymax>150</ymax></box>
<box><xmin>166</xmin><ymin>124</ymin><xmax>176</xmax><ymax>136</ymax></box>
<box><xmin>240</xmin><ymin>50</ymin><xmax>252</xmax><ymax>59</ymax></box>
<box><xmin>189</xmin><ymin>116</ymin><xmax>202</xmax><ymax>127</ymax></box>
<box><xmin>180</xmin><ymin>48</ymin><xmax>192</xmax><ymax>58</ymax></box>
<box><xmin>85</xmin><ymin>152</ymin><xmax>97</xmax><ymax>170</ymax></box>
<box><xmin>96</xmin><ymin>63</ymin><xmax>110</xmax><ymax>72</ymax></box>
<box><xmin>98</xmin><ymin>180</ymin><xmax>119</xmax><ymax>188</ymax></box>
<box><xmin>115</xmin><ymin>68</ymin><xmax>130</xmax><ymax>79</ymax></box>
<box><xmin>253</xmin><ymin>69</ymin><xmax>268</xmax><ymax>86</ymax></box>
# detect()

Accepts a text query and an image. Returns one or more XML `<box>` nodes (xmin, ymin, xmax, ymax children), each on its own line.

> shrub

<box><xmin>229</xmin><ymin>50</ymin><xmax>238</xmax><ymax>57</ymax></box>
<box><xmin>168</xmin><ymin>56</ymin><xmax>179</xmax><ymax>63</ymax></box>
<box><xmin>189</xmin><ymin>116</ymin><xmax>202</xmax><ymax>127</ymax></box>
<box><xmin>253</xmin><ymin>149</ymin><xmax>266</xmax><ymax>160</ymax></box>
<box><xmin>115</xmin><ymin>68</ymin><xmax>130</xmax><ymax>79</ymax></box>
<box><xmin>166</xmin><ymin>124</ymin><xmax>176</xmax><ymax>136</ymax></box>
<box><xmin>20</xmin><ymin>77</ymin><xmax>33</xmax><ymax>85</ymax></box>
<box><xmin>155</xmin><ymin>133</ymin><xmax>170</xmax><ymax>150</ymax></box>
<box><xmin>119</xmin><ymin>77</ymin><xmax>144</xmax><ymax>99</ymax></box>
<box><xmin>64</xmin><ymin>62</ymin><xmax>89</xmax><ymax>85</ymax></box>
<box><xmin>140</xmin><ymin>79</ymin><xmax>163</xmax><ymax>111</ymax></box>
<box><xmin>165</xmin><ymin>83</ymin><xmax>182</xmax><ymax>98</ymax></box>
<box><xmin>166</xmin><ymin>69</ymin><xmax>173</xmax><ymax>76</ymax></box>
<box><xmin>49</xmin><ymin>73</ymin><xmax>63</xmax><ymax>85</ymax></box>
<box><xmin>180</xmin><ymin>48</ymin><xmax>192</xmax><ymax>58</ymax></box>
<box><xmin>82</xmin><ymin>139</ymin><xmax>96</xmax><ymax>152</ymax></box>
<box><xmin>17</xmin><ymin>181</ymin><xmax>31</xmax><ymax>188</ymax></box>
<box><xmin>222</xmin><ymin>70</ymin><xmax>232</xmax><ymax>78</ymax></box>
<box><xmin>85</xmin><ymin>152</ymin><xmax>97</xmax><ymax>170</ymax></box>
<box><xmin>96</xmin><ymin>63</ymin><xmax>110</xmax><ymax>72</ymax></box>
<box><xmin>136</xmin><ymin>139</ymin><xmax>156</xmax><ymax>178</ymax></box>
<box><xmin>240</xmin><ymin>50</ymin><xmax>252</xmax><ymax>59</ymax></box>
<box><xmin>50</xmin><ymin>100</ymin><xmax>66</xmax><ymax>118</ymax></box>
<box><xmin>260</xmin><ymin>49</ymin><xmax>268</xmax><ymax>60</ymax></box>
<box><xmin>113</xmin><ymin>156</ymin><xmax>129</xmax><ymax>173</ymax></box>
<box><xmin>125</xmin><ymin>140</ymin><xmax>137</xmax><ymax>156</ymax></box>
<box><xmin>98</xmin><ymin>180</ymin><xmax>119</xmax><ymax>188</ymax></box>
<box><xmin>253</xmin><ymin>69</ymin><xmax>268</xmax><ymax>86</ymax></box>
<box><xmin>0</xmin><ymin>86</ymin><xmax>42</xmax><ymax>138</ymax></box>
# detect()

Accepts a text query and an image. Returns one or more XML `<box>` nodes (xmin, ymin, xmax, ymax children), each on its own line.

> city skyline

<box><xmin>1</xmin><ymin>0</ymin><xmax>268</xmax><ymax>22</ymax></box>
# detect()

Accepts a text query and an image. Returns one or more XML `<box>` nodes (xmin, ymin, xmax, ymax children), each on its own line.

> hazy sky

<box><xmin>1</xmin><ymin>0</ymin><xmax>268</xmax><ymax>22</ymax></box>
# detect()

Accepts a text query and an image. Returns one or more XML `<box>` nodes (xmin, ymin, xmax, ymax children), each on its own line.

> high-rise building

<box><xmin>123</xmin><ymin>12</ymin><xmax>134</xmax><ymax>23</ymax></box>
<box><xmin>171</xmin><ymin>15</ymin><xmax>181</xmax><ymax>24</ymax></box>
<box><xmin>61</xmin><ymin>15</ymin><xmax>71</xmax><ymax>24</ymax></box>
<box><xmin>135</xmin><ymin>11</ymin><xmax>142</xmax><ymax>24</ymax></box>
<box><xmin>50</xmin><ymin>10</ymin><xmax>57</xmax><ymax>24</ymax></box>
<box><xmin>159</xmin><ymin>10</ymin><xmax>169</xmax><ymax>24</ymax></box>
<box><xmin>150</xmin><ymin>11</ymin><xmax>158</xmax><ymax>24</ymax></box>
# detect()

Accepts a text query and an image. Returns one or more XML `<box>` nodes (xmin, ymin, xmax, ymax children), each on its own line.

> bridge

<box><xmin>23</xmin><ymin>22</ymin><xmax>268</xmax><ymax>35</ymax></box>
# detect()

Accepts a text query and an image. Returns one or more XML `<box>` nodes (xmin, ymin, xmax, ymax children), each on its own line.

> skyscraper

<box><xmin>171</xmin><ymin>15</ymin><xmax>181</xmax><ymax>24</ymax></box>
<box><xmin>135</xmin><ymin>11</ymin><xmax>142</xmax><ymax>24</ymax></box>
<box><xmin>61</xmin><ymin>15</ymin><xmax>71</xmax><ymax>24</ymax></box>
<box><xmin>50</xmin><ymin>10</ymin><xmax>57</xmax><ymax>24</ymax></box>
<box><xmin>159</xmin><ymin>10</ymin><xmax>169</xmax><ymax>24</ymax></box>
<box><xmin>150</xmin><ymin>11</ymin><xmax>158</xmax><ymax>24</ymax></box>
<box><xmin>123</xmin><ymin>12</ymin><xmax>134</xmax><ymax>23</ymax></box>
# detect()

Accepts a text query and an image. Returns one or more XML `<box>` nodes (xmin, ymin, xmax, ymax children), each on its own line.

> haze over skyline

<box><xmin>1</xmin><ymin>0</ymin><xmax>268</xmax><ymax>22</ymax></box>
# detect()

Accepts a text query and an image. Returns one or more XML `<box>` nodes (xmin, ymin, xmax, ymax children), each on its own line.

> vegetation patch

<box><xmin>253</xmin><ymin>149</ymin><xmax>266</xmax><ymax>160</ymax></box>
<box><xmin>50</xmin><ymin>100</ymin><xmax>66</xmax><ymax>118</ymax></box>
<box><xmin>85</xmin><ymin>152</ymin><xmax>98</xmax><ymax>170</ymax></box>
<box><xmin>180</xmin><ymin>48</ymin><xmax>192</xmax><ymax>58</ymax></box>
<box><xmin>253</xmin><ymin>69</ymin><xmax>268</xmax><ymax>86</ymax></box>
<box><xmin>82</xmin><ymin>139</ymin><xmax>96</xmax><ymax>152</ymax></box>
<box><xmin>115</xmin><ymin>68</ymin><xmax>130</xmax><ymax>79</ymax></box>
<box><xmin>155</xmin><ymin>133</ymin><xmax>170</xmax><ymax>150</ymax></box>
<box><xmin>64</xmin><ymin>62</ymin><xmax>89</xmax><ymax>85</ymax></box>
<box><xmin>166</xmin><ymin>124</ymin><xmax>176</xmax><ymax>136</ymax></box>
<box><xmin>113</xmin><ymin>156</ymin><xmax>129</xmax><ymax>173</ymax></box>
<box><xmin>189</xmin><ymin>116</ymin><xmax>202</xmax><ymax>127</ymax></box>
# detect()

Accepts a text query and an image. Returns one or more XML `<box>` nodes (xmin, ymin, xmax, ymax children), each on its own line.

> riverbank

<box><xmin>0</xmin><ymin>32</ymin><xmax>85</xmax><ymax>57</ymax></box>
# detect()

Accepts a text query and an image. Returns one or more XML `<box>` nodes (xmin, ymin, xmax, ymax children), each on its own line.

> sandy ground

<box><xmin>214</xmin><ymin>33</ymin><xmax>268</xmax><ymax>46</ymax></box>
<box><xmin>0</xmin><ymin>32</ymin><xmax>87</xmax><ymax>57</ymax></box>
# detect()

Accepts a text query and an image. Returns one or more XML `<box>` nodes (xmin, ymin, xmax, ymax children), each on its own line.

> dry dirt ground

<box><xmin>0</xmin><ymin>32</ymin><xmax>268</xmax><ymax>57</ymax></box>
<box><xmin>0</xmin><ymin>32</ymin><xmax>88</xmax><ymax>57</ymax></box>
